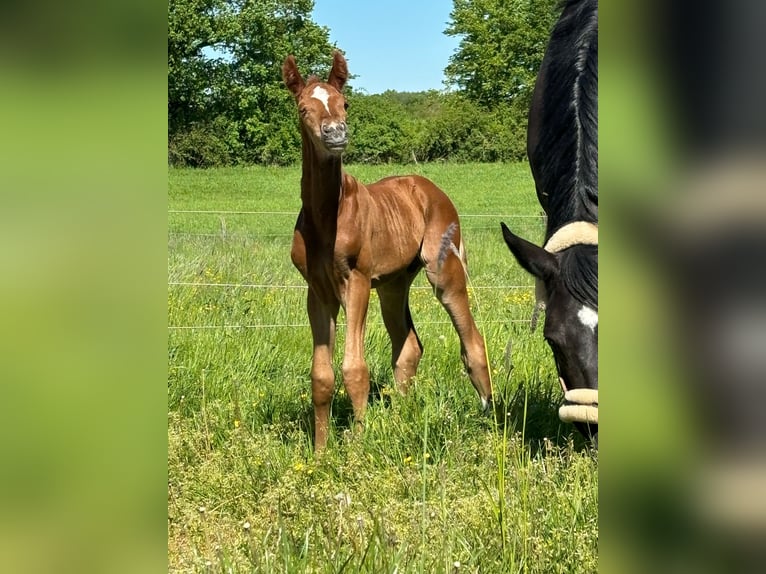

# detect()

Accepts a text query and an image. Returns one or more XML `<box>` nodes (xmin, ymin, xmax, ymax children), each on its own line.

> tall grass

<box><xmin>168</xmin><ymin>163</ymin><xmax>597</xmax><ymax>573</ymax></box>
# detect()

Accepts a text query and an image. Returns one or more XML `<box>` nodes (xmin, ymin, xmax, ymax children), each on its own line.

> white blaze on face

<box><xmin>577</xmin><ymin>305</ymin><xmax>598</xmax><ymax>332</ymax></box>
<box><xmin>310</xmin><ymin>85</ymin><xmax>331</xmax><ymax>113</ymax></box>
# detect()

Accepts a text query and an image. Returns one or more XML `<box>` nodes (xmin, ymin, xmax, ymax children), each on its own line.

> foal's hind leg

<box><xmin>423</xmin><ymin>236</ymin><xmax>492</xmax><ymax>409</ymax></box>
<box><xmin>377</xmin><ymin>273</ymin><xmax>423</xmax><ymax>393</ymax></box>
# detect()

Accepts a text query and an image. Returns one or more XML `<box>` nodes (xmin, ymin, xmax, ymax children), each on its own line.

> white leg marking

<box><xmin>311</xmin><ymin>85</ymin><xmax>330</xmax><ymax>113</ymax></box>
<box><xmin>577</xmin><ymin>305</ymin><xmax>598</xmax><ymax>332</ymax></box>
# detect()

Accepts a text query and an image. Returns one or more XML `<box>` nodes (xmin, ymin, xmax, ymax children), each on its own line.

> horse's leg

<box><xmin>307</xmin><ymin>289</ymin><xmax>340</xmax><ymax>451</ymax></box>
<box><xmin>377</xmin><ymin>273</ymin><xmax>423</xmax><ymax>393</ymax></box>
<box><xmin>423</xmin><ymin>236</ymin><xmax>493</xmax><ymax>409</ymax></box>
<box><xmin>341</xmin><ymin>270</ymin><xmax>372</xmax><ymax>432</ymax></box>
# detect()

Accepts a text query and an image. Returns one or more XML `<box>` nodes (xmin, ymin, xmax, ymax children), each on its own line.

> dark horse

<box><xmin>500</xmin><ymin>0</ymin><xmax>598</xmax><ymax>443</ymax></box>
<box><xmin>282</xmin><ymin>52</ymin><xmax>492</xmax><ymax>451</ymax></box>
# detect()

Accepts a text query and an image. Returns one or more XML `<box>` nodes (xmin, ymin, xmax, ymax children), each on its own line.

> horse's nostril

<box><xmin>321</xmin><ymin>124</ymin><xmax>331</xmax><ymax>134</ymax></box>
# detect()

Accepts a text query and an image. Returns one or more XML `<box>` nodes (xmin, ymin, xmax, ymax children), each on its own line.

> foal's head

<box><xmin>282</xmin><ymin>51</ymin><xmax>349</xmax><ymax>157</ymax></box>
<box><xmin>501</xmin><ymin>223</ymin><xmax>598</xmax><ymax>439</ymax></box>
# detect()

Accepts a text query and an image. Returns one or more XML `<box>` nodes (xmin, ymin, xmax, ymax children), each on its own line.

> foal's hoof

<box><xmin>482</xmin><ymin>397</ymin><xmax>507</xmax><ymax>424</ymax></box>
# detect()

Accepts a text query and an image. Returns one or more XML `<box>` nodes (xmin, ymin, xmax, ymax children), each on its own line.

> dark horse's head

<box><xmin>501</xmin><ymin>223</ymin><xmax>598</xmax><ymax>441</ymax></box>
<box><xmin>502</xmin><ymin>0</ymin><xmax>598</xmax><ymax>444</ymax></box>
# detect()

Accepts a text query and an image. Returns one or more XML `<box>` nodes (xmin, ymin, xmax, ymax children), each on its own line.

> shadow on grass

<box><xmin>292</xmin><ymin>370</ymin><xmax>394</xmax><ymax>447</ymax></box>
<box><xmin>330</xmin><ymin>371</ymin><xmax>393</xmax><ymax>430</ymax></box>
<box><xmin>292</xmin><ymin>371</ymin><xmax>595</xmax><ymax>455</ymax></box>
<box><xmin>494</xmin><ymin>382</ymin><xmax>595</xmax><ymax>455</ymax></box>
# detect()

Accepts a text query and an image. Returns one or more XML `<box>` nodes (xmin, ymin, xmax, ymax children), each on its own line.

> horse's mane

<box><xmin>534</xmin><ymin>0</ymin><xmax>598</xmax><ymax>236</ymax></box>
<box><xmin>560</xmin><ymin>244</ymin><xmax>598</xmax><ymax>310</ymax></box>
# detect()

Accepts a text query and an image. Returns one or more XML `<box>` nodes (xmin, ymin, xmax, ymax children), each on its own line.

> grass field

<box><xmin>168</xmin><ymin>163</ymin><xmax>598</xmax><ymax>573</ymax></box>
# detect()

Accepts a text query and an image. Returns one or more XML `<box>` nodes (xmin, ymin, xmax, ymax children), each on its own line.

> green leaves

<box><xmin>168</xmin><ymin>0</ymin><xmax>335</xmax><ymax>166</ymax></box>
<box><xmin>168</xmin><ymin>0</ymin><xmax>561</xmax><ymax>166</ymax></box>
<box><xmin>445</xmin><ymin>0</ymin><xmax>560</xmax><ymax>109</ymax></box>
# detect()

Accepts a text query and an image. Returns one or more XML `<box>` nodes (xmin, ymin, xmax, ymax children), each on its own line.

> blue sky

<box><xmin>312</xmin><ymin>0</ymin><xmax>460</xmax><ymax>94</ymax></box>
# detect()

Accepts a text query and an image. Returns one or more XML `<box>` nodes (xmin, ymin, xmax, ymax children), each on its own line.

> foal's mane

<box><xmin>533</xmin><ymin>0</ymin><xmax>598</xmax><ymax>236</ymax></box>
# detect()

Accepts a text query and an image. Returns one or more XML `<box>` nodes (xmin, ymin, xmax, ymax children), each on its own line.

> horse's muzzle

<box><xmin>321</xmin><ymin>122</ymin><xmax>347</xmax><ymax>151</ymax></box>
<box><xmin>558</xmin><ymin>388</ymin><xmax>598</xmax><ymax>424</ymax></box>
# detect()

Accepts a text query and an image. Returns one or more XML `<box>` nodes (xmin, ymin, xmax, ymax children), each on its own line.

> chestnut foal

<box><xmin>283</xmin><ymin>51</ymin><xmax>492</xmax><ymax>450</ymax></box>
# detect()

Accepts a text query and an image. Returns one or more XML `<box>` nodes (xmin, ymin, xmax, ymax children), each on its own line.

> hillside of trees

<box><xmin>168</xmin><ymin>0</ymin><xmax>559</xmax><ymax>167</ymax></box>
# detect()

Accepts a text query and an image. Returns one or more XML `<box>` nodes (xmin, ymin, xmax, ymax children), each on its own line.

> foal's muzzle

<box><xmin>321</xmin><ymin>122</ymin><xmax>348</xmax><ymax>151</ymax></box>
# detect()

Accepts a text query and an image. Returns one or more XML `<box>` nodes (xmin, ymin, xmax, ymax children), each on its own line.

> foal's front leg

<box><xmin>341</xmin><ymin>270</ymin><xmax>371</xmax><ymax>432</ymax></box>
<box><xmin>307</xmin><ymin>289</ymin><xmax>339</xmax><ymax>451</ymax></box>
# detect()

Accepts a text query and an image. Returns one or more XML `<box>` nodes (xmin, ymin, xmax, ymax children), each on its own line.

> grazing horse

<box><xmin>282</xmin><ymin>51</ymin><xmax>492</xmax><ymax>451</ymax></box>
<box><xmin>500</xmin><ymin>0</ymin><xmax>598</xmax><ymax>443</ymax></box>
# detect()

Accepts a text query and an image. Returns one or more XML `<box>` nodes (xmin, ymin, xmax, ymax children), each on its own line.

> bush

<box><xmin>412</xmin><ymin>95</ymin><xmax>529</xmax><ymax>163</ymax></box>
<box><xmin>167</xmin><ymin>91</ymin><xmax>531</xmax><ymax>167</ymax></box>
<box><xmin>343</xmin><ymin>94</ymin><xmax>414</xmax><ymax>164</ymax></box>
<box><xmin>168</xmin><ymin>117</ymin><xmax>243</xmax><ymax>168</ymax></box>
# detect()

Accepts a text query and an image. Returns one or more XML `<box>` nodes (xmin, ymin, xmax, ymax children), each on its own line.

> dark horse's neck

<box><xmin>533</xmin><ymin>0</ymin><xmax>598</xmax><ymax>240</ymax></box>
<box><xmin>300</xmin><ymin>131</ymin><xmax>344</xmax><ymax>227</ymax></box>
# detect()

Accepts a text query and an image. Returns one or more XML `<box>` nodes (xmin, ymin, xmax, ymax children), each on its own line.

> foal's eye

<box><xmin>343</xmin><ymin>101</ymin><xmax>349</xmax><ymax>110</ymax></box>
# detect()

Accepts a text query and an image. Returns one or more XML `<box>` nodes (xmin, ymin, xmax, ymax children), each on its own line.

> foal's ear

<box><xmin>282</xmin><ymin>55</ymin><xmax>305</xmax><ymax>98</ymax></box>
<box><xmin>327</xmin><ymin>50</ymin><xmax>348</xmax><ymax>92</ymax></box>
<box><xmin>500</xmin><ymin>222</ymin><xmax>558</xmax><ymax>281</ymax></box>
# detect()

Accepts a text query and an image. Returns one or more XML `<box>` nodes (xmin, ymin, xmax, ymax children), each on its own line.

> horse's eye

<box><xmin>343</xmin><ymin>101</ymin><xmax>349</xmax><ymax>110</ymax></box>
<box><xmin>544</xmin><ymin>333</ymin><xmax>563</xmax><ymax>349</ymax></box>
<box><xmin>544</xmin><ymin>336</ymin><xmax>555</xmax><ymax>348</ymax></box>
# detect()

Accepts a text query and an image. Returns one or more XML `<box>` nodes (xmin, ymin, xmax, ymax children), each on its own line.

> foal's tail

<box><xmin>458</xmin><ymin>238</ymin><xmax>467</xmax><ymax>267</ymax></box>
<box><xmin>436</xmin><ymin>221</ymin><xmax>469</xmax><ymax>276</ymax></box>
<box><xmin>455</xmin><ymin>237</ymin><xmax>470</xmax><ymax>278</ymax></box>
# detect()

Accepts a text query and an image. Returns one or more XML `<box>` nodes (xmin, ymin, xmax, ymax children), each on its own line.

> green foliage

<box><xmin>341</xmin><ymin>91</ymin><xmax>529</xmax><ymax>164</ymax></box>
<box><xmin>168</xmin><ymin>116</ymin><xmax>243</xmax><ymax>167</ymax></box>
<box><xmin>445</xmin><ymin>0</ymin><xmax>560</xmax><ymax>109</ymax></box>
<box><xmin>397</xmin><ymin>92</ymin><xmax>526</xmax><ymax>163</ymax></box>
<box><xmin>168</xmin><ymin>0</ymin><xmax>559</xmax><ymax>166</ymax></box>
<box><xmin>168</xmin><ymin>0</ymin><xmax>335</xmax><ymax>167</ymax></box>
<box><xmin>343</xmin><ymin>93</ymin><xmax>415</xmax><ymax>164</ymax></box>
<box><xmin>413</xmin><ymin>93</ymin><xmax>506</xmax><ymax>162</ymax></box>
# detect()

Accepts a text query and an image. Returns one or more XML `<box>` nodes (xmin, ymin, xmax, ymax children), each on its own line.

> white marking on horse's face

<box><xmin>577</xmin><ymin>306</ymin><xmax>598</xmax><ymax>332</ymax></box>
<box><xmin>311</xmin><ymin>85</ymin><xmax>331</xmax><ymax>113</ymax></box>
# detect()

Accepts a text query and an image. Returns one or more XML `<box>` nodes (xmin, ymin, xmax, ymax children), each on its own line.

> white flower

<box><xmin>334</xmin><ymin>492</ymin><xmax>351</xmax><ymax>508</ymax></box>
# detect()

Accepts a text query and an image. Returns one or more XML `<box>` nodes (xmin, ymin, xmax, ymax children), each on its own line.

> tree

<box><xmin>168</xmin><ymin>0</ymin><xmax>234</xmax><ymax>136</ymax></box>
<box><xmin>168</xmin><ymin>0</ymin><xmax>336</xmax><ymax>166</ymax></box>
<box><xmin>343</xmin><ymin>93</ymin><xmax>416</xmax><ymax>164</ymax></box>
<box><xmin>444</xmin><ymin>0</ymin><xmax>560</xmax><ymax>109</ymax></box>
